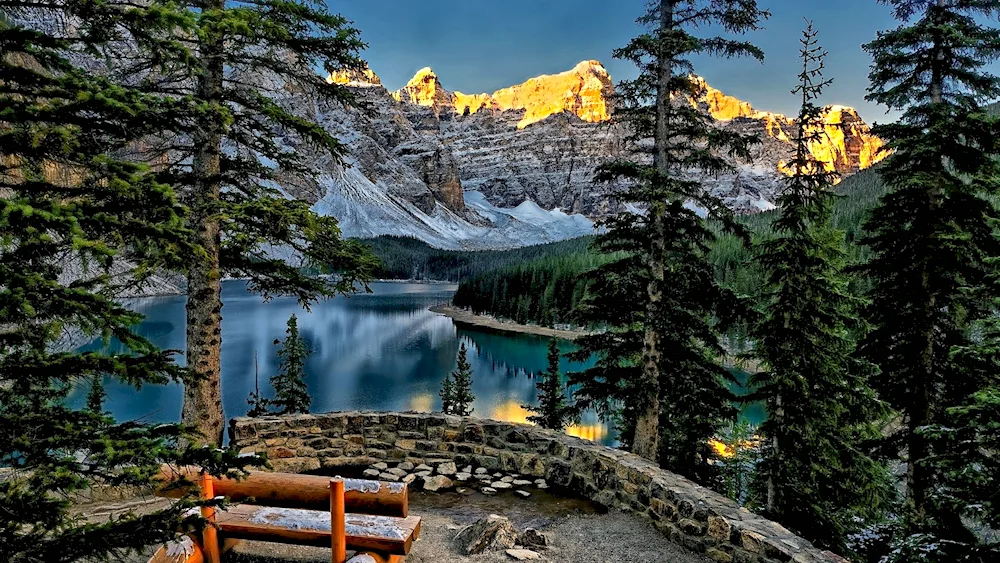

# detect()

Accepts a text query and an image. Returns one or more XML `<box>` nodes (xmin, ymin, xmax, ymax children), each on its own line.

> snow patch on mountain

<box><xmin>310</xmin><ymin>163</ymin><xmax>595</xmax><ymax>250</ymax></box>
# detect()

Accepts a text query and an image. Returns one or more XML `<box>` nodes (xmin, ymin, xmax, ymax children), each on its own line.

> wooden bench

<box><xmin>148</xmin><ymin>466</ymin><xmax>421</xmax><ymax>563</ymax></box>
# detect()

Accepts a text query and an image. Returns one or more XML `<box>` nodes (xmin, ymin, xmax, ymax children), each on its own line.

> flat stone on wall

<box><xmin>229</xmin><ymin>412</ymin><xmax>848</xmax><ymax>563</ymax></box>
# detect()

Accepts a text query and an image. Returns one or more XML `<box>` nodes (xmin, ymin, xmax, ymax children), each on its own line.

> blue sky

<box><xmin>336</xmin><ymin>0</ymin><xmax>902</xmax><ymax>123</ymax></box>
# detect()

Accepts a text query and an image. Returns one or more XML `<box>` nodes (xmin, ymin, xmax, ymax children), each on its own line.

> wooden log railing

<box><xmin>155</xmin><ymin>465</ymin><xmax>407</xmax><ymax>517</ymax></box>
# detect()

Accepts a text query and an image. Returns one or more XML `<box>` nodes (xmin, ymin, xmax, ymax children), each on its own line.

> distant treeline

<box><xmin>358</xmin><ymin>235</ymin><xmax>597</xmax><ymax>282</ymax></box>
<box><xmin>451</xmin><ymin>166</ymin><xmax>890</xmax><ymax>326</ymax></box>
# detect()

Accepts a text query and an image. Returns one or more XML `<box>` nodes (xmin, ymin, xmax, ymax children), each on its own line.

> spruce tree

<box><xmin>121</xmin><ymin>0</ymin><xmax>379</xmax><ymax>445</ymax></box>
<box><xmin>748</xmin><ymin>22</ymin><xmax>891</xmax><ymax>553</ymax></box>
<box><xmin>270</xmin><ymin>314</ymin><xmax>311</xmax><ymax>415</ymax></box>
<box><xmin>860</xmin><ymin>0</ymin><xmax>1000</xmax><ymax>554</ymax></box>
<box><xmin>526</xmin><ymin>339</ymin><xmax>576</xmax><ymax>431</ymax></box>
<box><xmin>923</xmin><ymin>293</ymin><xmax>1000</xmax><ymax>561</ymax></box>
<box><xmin>0</xmin><ymin>4</ymin><xmax>254</xmax><ymax>561</ymax></box>
<box><xmin>439</xmin><ymin>370</ymin><xmax>455</xmax><ymax>414</ymax></box>
<box><xmin>448</xmin><ymin>343</ymin><xmax>475</xmax><ymax>417</ymax></box>
<box><xmin>570</xmin><ymin>0</ymin><xmax>768</xmax><ymax>481</ymax></box>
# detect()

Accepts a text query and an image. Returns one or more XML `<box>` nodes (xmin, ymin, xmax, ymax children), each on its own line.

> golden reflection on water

<box><xmin>488</xmin><ymin>400</ymin><xmax>609</xmax><ymax>443</ymax></box>
<box><xmin>409</xmin><ymin>393</ymin><xmax>434</xmax><ymax>413</ymax></box>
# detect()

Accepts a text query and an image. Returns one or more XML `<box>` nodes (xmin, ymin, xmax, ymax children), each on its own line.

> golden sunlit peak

<box><xmin>408</xmin><ymin>67</ymin><xmax>439</xmax><ymax>85</ymax></box>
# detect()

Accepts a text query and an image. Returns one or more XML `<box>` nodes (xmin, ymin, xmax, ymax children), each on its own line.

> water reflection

<box><xmin>70</xmin><ymin>281</ymin><xmax>617</xmax><ymax>445</ymax></box>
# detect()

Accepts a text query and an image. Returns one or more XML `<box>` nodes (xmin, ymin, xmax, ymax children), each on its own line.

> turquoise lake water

<box><xmin>71</xmin><ymin>281</ymin><xmax>763</xmax><ymax>446</ymax></box>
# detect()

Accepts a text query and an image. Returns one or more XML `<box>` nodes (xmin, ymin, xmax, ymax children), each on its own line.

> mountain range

<box><xmin>301</xmin><ymin>60</ymin><xmax>885</xmax><ymax>249</ymax></box>
<box><xmin>7</xmin><ymin>7</ymin><xmax>887</xmax><ymax>250</ymax></box>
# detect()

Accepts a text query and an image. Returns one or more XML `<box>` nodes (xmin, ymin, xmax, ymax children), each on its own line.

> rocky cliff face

<box><xmin>357</xmin><ymin>62</ymin><xmax>885</xmax><ymax>217</ymax></box>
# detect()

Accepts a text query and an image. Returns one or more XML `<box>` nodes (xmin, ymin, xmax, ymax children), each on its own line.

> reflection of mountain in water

<box><xmin>66</xmin><ymin>281</ymin><xmax>621</xmax><ymax>445</ymax></box>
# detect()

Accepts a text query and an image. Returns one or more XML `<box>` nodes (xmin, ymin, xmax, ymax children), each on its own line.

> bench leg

<box><xmin>199</xmin><ymin>472</ymin><xmax>221</xmax><ymax>563</ymax></box>
<box><xmin>330</xmin><ymin>478</ymin><xmax>346</xmax><ymax>563</ymax></box>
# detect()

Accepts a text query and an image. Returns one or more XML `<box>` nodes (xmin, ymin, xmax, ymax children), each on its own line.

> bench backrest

<box><xmin>156</xmin><ymin>465</ymin><xmax>408</xmax><ymax>517</ymax></box>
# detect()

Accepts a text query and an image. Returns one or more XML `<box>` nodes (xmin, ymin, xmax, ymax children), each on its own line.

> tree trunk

<box><xmin>633</xmin><ymin>0</ymin><xmax>676</xmax><ymax>463</ymax></box>
<box><xmin>181</xmin><ymin>0</ymin><xmax>226</xmax><ymax>447</ymax></box>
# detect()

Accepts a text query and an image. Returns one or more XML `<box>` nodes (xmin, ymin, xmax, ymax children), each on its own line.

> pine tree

<box><xmin>270</xmin><ymin>314</ymin><xmax>311</xmax><ymax>415</ymax></box>
<box><xmin>922</xmin><ymin>293</ymin><xmax>1000</xmax><ymax>561</ymax></box>
<box><xmin>439</xmin><ymin>370</ymin><xmax>455</xmax><ymax>414</ymax></box>
<box><xmin>860</xmin><ymin>0</ymin><xmax>1000</xmax><ymax>556</ymax></box>
<box><xmin>748</xmin><ymin>22</ymin><xmax>892</xmax><ymax>553</ymax></box>
<box><xmin>247</xmin><ymin>349</ymin><xmax>271</xmax><ymax>416</ymax></box>
<box><xmin>0</xmin><ymin>5</ymin><xmax>255</xmax><ymax>561</ymax></box>
<box><xmin>570</xmin><ymin>0</ymin><xmax>768</xmax><ymax>481</ymax></box>
<box><xmin>118</xmin><ymin>0</ymin><xmax>379</xmax><ymax>445</ymax></box>
<box><xmin>526</xmin><ymin>339</ymin><xmax>576</xmax><ymax>431</ymax></box>
<box><xmin>448</xmin><ymin>343</ymin><xmax>475</xmax><ymax>417</ymax></box>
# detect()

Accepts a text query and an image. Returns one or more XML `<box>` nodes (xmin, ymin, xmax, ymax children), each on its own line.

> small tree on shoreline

<box><xmin>441</xmin><ymin>343</ymin><xmax>475</xmax><ymax>416</ymax></box>
<box><xmin>526</xmin><ymin>340</ymin><xmax>576</xmax><ymax>431</ymax></box>
<box><xmin>270</xmin><ymin>314</ymin><xmax>311</xmax><ymax>415</ymax></box>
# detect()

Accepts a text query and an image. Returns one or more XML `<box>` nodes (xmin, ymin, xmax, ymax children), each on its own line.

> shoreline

<box><xmin>429</xmin><ymin>304</ymin><xmax>590</xmax><ymax>341</ymax></box>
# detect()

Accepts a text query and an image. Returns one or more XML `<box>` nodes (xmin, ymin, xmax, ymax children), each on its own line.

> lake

<box><xmin>72</xmin><ymin>281</ymin><xmax>763</xmax><ymax>447</ymax></box>
<box><xmin>71</xmin><ymin>281</ymin><xmax>615</xmax><ymax>444</ymax></box>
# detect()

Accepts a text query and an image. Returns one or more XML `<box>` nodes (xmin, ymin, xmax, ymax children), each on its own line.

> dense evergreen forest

<box><xmin>452</xmin><ymin>164</ymin><xmax>889</xmax><ymax>327</ymax></box>
<box><xmin>360</xmin><ymin>234</ymin><xmax>597</xmax><ymax>281</ymax></box>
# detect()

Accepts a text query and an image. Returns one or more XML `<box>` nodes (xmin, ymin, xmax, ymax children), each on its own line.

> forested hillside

<box><xmin>360</xmin><ymin>235</ymin><xmax>596</xmax><ymax>281</ymax></box>
<box><xmin>452</xmin><ymin>165</ymin><xmax>888</xmax><ymax>326</ymax></box>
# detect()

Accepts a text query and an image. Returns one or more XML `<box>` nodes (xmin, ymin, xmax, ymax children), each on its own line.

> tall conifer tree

<box><xmin>122</xmin><ymin>0</ymin><xmax>379</xmax><ymax>445</ymax></box>
<box><xmin>749</xmin><ymin>22</ymin><xmax>891</xmax><ymax>552</ymax></box>
<box><xmin>0</xmin><ymin>4</ymin><xmax>253</xmax><ymax>560</ymax></box>
<box><xmin>571</xmin><ymin>0</ymin><xmax>768</xmax><ymax>480</ymax></box>
<box><xmin>860</xmin><ymin>0</ymin><xmax>1000</xmax><ymax>555</ymax></box>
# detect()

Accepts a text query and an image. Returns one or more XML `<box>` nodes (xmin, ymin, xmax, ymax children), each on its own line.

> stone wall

<box><xmin>229</xmin><ymin>412</ymin><xmax>847</xmax><ymax>563</ymax></box>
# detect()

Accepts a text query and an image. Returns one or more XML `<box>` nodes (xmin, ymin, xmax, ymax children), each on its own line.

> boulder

<box><xmin>387</xmin><ymin>467</ymin><xmax>408</xmax><ymax>477</ymax></box>
<box><xmin>454</xmin><ymin>514</ymin><xmax>519</xmax><ymax>555</ymax></box>
<box><xmin>362</xmin><ymin>469</ymin><xmax>381</xmax><ymax>478</ymax></box>
<box><xmin>501</xmin><ymin>476</ymin><xmax>514</xmax><ymax>484</ymax></box>
<box><xmin>506</xmin><ymin>549</ymin><xmax>541</xmax><ymax>561</ymax></box>
<box><xmin>397</xmin><ymin>461</ymin><xmax>415</xmax><ymax>471</ymax></box>
<box><xmin>512</xmin><ymin>479</ymin><xmax>531</xmax><ymax>486</ymax></box>
<box><xmin>520</xmin><ymin>528</ymin><xmax>548</xmax><ymax>548</ymax></box>
<box><xmin>481</xmin><ymin>487</ymin><xmax>497</xmax><ymax>495</ymax></box>
<box><xmin>515</xmin><ymin>490</ymin><xmax>531</xmax><ymax>498</ymax></box>
<box><xmin>475</xmin><ymin>467</ymin><xmax>488</xmax><ymax>474</ymax></box>
<box><xmin>436</xmin><ymin>461</ymin><xmax>457</xmax><ymax>475</ymax></box>
<box><xmin>402</xmin><ymin>474</ymin><xmax>417</xmax><ymax>485</ymax></box>
<box><xmin>372</xmin><ymin>462</ymin><xmax>388</xmax><ymax>471</ymax></box>
<box><xmin>415</xmin><ymin>464</ymin><xmax>433</xmax><ymax>473</ymax></box>
<box><xmin>455</xmin><ymin>472</ymin><xmax>472</xmax><ymax>481</ymax></box>
<box><xmin>379</xmin><ymin>472</ymin><xmax>400</xmax><ymax>482</ymax></box>
<box><xmin>491</xmin><ymin>481</ymin><xmax>512</xmax><ymax>490</ymax></box>
<box><xmin>423</xmin><ymin>475</ymin><xmax>454</xmax><ymax>492</ymax></box>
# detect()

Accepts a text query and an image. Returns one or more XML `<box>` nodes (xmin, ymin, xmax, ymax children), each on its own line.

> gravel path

<box><xmin>227</xmin><ymin>509</ymin><xmax>711</xmax><ymax>563</ymax></box>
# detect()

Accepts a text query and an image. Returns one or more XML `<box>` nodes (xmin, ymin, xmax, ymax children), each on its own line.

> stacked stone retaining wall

<box><xmin>229</xmin><ymin>411</ymin><xmax>847</xmax><ymax>563</ymax></box>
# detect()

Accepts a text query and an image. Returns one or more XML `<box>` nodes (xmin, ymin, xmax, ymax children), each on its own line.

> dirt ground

<box><xmin>77</xmin><ymin>488</ymin><xmax>711</xmax><ymax>563</ymax></box>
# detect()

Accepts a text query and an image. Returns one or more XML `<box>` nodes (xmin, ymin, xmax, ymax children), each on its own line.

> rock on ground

<box><xmin>423</xmin><ymin>475</ymin><xmax>454</xmax><ymax>492</ymax></box>
<box><xmin>454</xmin><ymin>514</ymin><xmax>519</xmax><ymax>555</ymax></box>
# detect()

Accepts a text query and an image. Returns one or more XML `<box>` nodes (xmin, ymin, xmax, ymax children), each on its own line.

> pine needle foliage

<box><xmin>441</xmin><ymin>343</ymin><xmax>474</xmax><ymax>417</ymax></box>
<box><xmin>569</xmin><ymin>0</ymin><xmax>769</xmax><ymax>483</ymax></box>
<box><xmin>526</xmin><ymin>340</ymin><xmax>576</xmax><ymax>431</ymax></box>
<box><xmin>270</xmin><ymin>314</ymin><xmax>311</xmax><ymax>415</ymax></box>
<box><xmin>859</xmin><ymin>0</ymin><xmax>1000</xmax><ymax>557</ymax></box>
<box><xmin>748</xmin><ymin>22</ymin><xmax>892</xmax><ymax>553</ymax></box>
<box><xmin>116</xmin><ymin>0</ymin><xmax>380</xmax><ymax>445</ymax></box>
<box><xmin>0</xmin><ymin>4</ymin><xmax>256</xmax><ymax>562</ymax></box>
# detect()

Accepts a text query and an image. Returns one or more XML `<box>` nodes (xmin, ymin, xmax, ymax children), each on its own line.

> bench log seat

<box><xmin>215</xmin><ymin>504</ymin><xmax>421</xmax><ymax>555</ymax></box>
